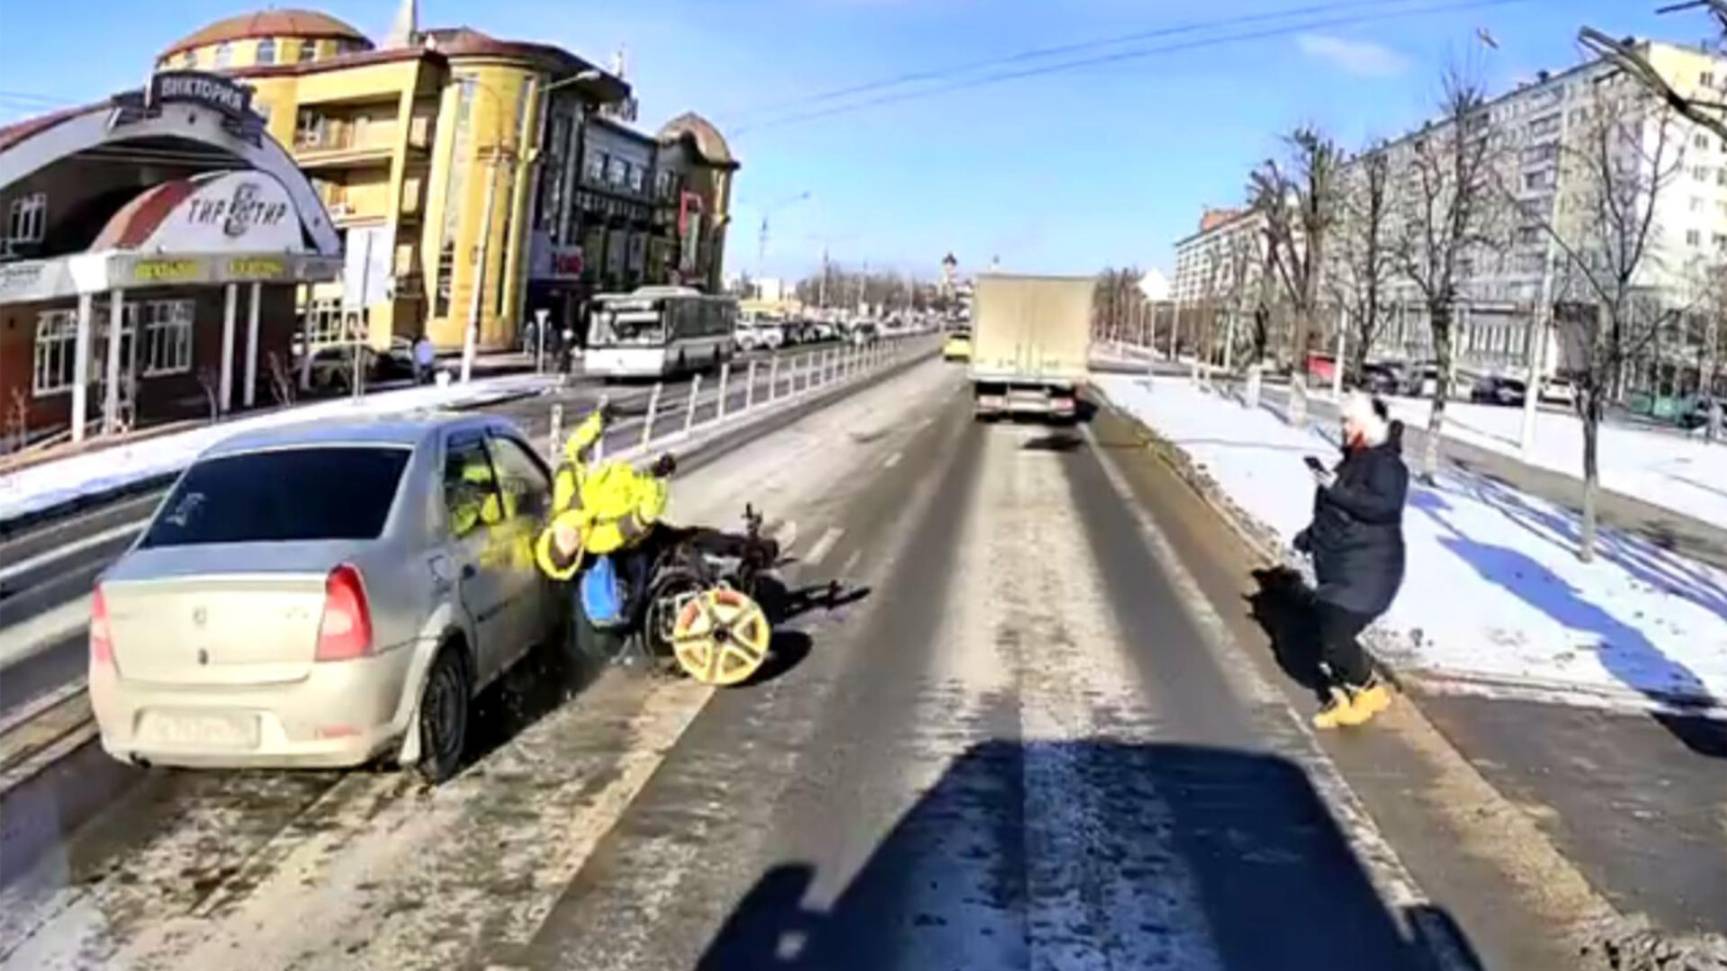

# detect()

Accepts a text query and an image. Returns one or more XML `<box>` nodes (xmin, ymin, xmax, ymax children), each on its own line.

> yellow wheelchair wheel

<box><xmin>670</xmin><ymin>588</ymin><xmax>772</xmax><ymax>686</ymax></box>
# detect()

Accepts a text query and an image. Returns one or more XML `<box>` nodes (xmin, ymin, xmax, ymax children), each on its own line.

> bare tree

<box><xmin>1093</xmin><ymin>267</ymin><xmax>1144</xmax><ymax>343</ymax></box>
<box><xmin>1329</xmin><ymin>145</ymin><xmax>1398</xmax><ymax>385</ymax></box>
<box><xmin>1392</xmin><ymin>68</ymin><xmax>1510</xmax><ymax>481</ymax></box>
<box><xmin>1251</xmin><ymin>127</ymin><xmax>1343</xmax><ymax>424</ymax></box>
<box><xmin>1536</xmin><ymin>76</ymin><xmax>1691</xmax><ymax>560</ymax></box>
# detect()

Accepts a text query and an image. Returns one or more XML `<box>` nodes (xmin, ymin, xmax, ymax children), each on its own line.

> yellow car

<box><xmin>942</xmin><ymin>332</ymin><xmax>973</xmax><ymax>362</ymax></box>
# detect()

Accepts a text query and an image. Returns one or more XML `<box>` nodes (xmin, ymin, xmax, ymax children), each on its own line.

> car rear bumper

<box><xmin>90</xmin><ymin>644</ymin><xmax>416</xmax><ymax>769</ymax></box>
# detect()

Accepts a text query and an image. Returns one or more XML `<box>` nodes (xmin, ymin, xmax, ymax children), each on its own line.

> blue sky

<box><xmin>0</xmin><ymin>0</ymin><xmax>1700</xmax><ymax>280</ymax></box>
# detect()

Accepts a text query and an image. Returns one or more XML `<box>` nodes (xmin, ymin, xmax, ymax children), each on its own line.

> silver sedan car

<box><xmin>89</xmin><ymin>413</ymin><xmax>561</xmax><ymax>782</ymax></box>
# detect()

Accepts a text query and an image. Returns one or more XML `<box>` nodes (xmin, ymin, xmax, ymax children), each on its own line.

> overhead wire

<box><xmin>733</xmin><ymin>0</ymin><xmax>1532</xmax><ymax>135</ymax></box>
<box><xmin>732</xmin><ymin>0</ymin><xmax>1472</xmax><ymax>121</ymax></box>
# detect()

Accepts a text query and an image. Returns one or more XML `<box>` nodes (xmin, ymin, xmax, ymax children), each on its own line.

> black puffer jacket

<box><xmin>1297</xmin><ymin>423</ymin><xmax>1409</xmax><ymax>616</ymax></box>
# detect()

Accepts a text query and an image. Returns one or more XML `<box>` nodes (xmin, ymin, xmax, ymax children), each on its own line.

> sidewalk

<box><xmin>1095</xmin><ymin>372</ymin><xmax>1727</xmax><ymax>717</ymax></box>
<box><xmin>0</xmin><ymin>372</ymin><xmax>555</xmax><ymax>527</ymax></box>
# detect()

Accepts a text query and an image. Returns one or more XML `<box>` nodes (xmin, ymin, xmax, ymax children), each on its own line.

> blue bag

<box><xmin>581</xmin><ymin>554</ymin><xmax>627</xmax><ymax>628</ymax></box>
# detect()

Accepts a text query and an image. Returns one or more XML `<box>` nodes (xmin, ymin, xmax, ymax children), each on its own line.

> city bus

<box><xmin>583</xmin><ymin>287</ymin><xmax>737</xmax><ymax>378</ymax></box>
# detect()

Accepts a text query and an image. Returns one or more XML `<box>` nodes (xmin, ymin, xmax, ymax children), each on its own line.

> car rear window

<box><xmin>141</xmin><ymin>446</ymin><xmax>412</xmax><ymax>548</ymax></box>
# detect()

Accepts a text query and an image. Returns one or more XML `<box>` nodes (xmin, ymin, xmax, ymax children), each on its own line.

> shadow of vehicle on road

<box><xmin>695</xmin><ymin>740</ymin><xmax>1481</xmax><ymax>971</ymax></box>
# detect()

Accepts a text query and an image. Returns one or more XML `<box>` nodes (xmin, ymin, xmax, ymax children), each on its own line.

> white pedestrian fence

<box><xmin>548</xmin><ymin>337</ymin><xmax>923</xmax><ymax>465</ymax></box>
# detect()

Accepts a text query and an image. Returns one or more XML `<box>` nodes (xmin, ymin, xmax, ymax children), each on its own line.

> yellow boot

<box><xmin>1312</xmin><ymin>686</ymin><xmax>1358</xmax><ymax>730</ymax></box>
<box><xmin>1347</xmin><ymin>680</ymin><xmax>1392</xmax><ymax>724</ymax></box>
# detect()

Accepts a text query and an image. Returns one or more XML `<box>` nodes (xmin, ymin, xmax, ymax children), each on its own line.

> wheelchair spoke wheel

<box><xmin>670</xmin><ymin>589</ymin><xmax>771</xmax><ymax>686</ymax></box>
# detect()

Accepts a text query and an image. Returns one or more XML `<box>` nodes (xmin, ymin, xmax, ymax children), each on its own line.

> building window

<box><xmin>1687</xmin><ymin>228</ymin><xmax>1703</xmax><ymax>247</ymax></box>
<box><xmin>140</xmin><ymin>300</ymin><xmax>194</xmax><ymax>376</ymax></box>
<box><xmin>6</xmin><ymin>191</ymin><xmax>47</xmax><ymax>247</ymax></box>
<box><xmin>628</xmin><ymin>163</ymin><xmax>645</xmax><ymax>194</ymax></box>
<box><xmin>1715</xmin><ymin>233</ymin><xmax>1727</xmax><ymax>252</ymax></box>
<box><xmin>1696</xmin><ymin>165</ymin><xmax>1711</xmax><ymax>182</ymax></box>
<box><xmin>32</xmin><ymin>310</ymin><xmax>78</xmax><ymax>396</ymax></box>
<box><xmin>1704</xmin><ymin>72</ymin><xmax>1717</xmax><ymax>88</ymax></box>
<box><xmin>183</xmin><ymin>49</ymin><xmax>198</xmax><ymax>68</ymax></box>
<box><xmin>585</xmin><ymin>150</ymin><xmax>606</xmax><ymax>183</ymax></box>
<box><xmin>257</xmin><ymin>38</ymin><xmax>276</xmax><ymax>65</ymax></box>
<box><xmin>214</xmin><ymin>42</ymin><xmax>232</xmax><ymax>69</ymax></box>
<box><xmin>607</xmin><ymin>156</ymin><xmax>627</xmax><ymax>187</ymax></box>
<box><xmin>1523</xmin><ymin>170</ymin><xmax>1552</xmax><ymax>191</ymax></box>
<box><xmin>298</xmin><ymin>39</ymin><xmax>317</xmax><ymax>63</ymax></box>
<box><xmin>1697</xmin><ymin>133</ymin><xmax>1712</xmax><ymax>150</ymax></box>
<box><xmin>1692</xmin><ymin>196</ymin><xmax>1706</xmax><ymax>212</ymax></box>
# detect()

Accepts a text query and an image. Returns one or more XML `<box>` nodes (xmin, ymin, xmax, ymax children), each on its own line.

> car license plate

<box><xmin>143</xmin><ymin>711</ymin><xmax>260</xmax><ymax>750</ymax></box>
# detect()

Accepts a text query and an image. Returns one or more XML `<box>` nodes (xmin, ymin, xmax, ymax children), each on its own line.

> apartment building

<box><xmin>1367</xmin><ymin>39</ymin><xmax>1727</xmax><ymax>387</ymax></box>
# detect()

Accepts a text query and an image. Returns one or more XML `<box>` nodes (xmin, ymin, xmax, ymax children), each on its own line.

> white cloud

<box><xmin>1296</xmin><ymin>34</ymin><xmax>1410</xmax><ymax>78</ymax></box>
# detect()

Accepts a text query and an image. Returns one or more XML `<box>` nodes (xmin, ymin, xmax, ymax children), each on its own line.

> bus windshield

<box><xmin>589</xmin><ymin>305</ymin><xmax>665</xmax><ymax>346</ymax></box>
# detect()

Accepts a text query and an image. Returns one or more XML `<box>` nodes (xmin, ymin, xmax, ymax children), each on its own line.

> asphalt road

<box><xmin>1</xmin><ymin>356</ymin><xmax>1719</xmax><ymax>969</ymax></box>
<box><xmin>0</xmin><ymin>358</ymin><xmax>1581</xmax><ymax>971</ymax></box>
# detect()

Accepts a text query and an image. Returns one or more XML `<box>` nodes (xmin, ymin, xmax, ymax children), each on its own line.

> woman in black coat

<box><xmin>1294</xmin><ymin>393</ymin><xmax>1409</xmax><ymax>729</ymax></box>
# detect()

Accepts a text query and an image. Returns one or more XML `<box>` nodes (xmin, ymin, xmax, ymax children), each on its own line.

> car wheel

<box><xmin>414</xmin><ymin>644</ymin><xmax>471</xmax><ymax>785</ymax></box>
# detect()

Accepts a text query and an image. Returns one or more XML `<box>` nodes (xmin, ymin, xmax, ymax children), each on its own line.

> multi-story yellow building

<box><xmin>153</xmin><ymin>5</ymin><xmax>734</xmax><ymax>353</ymax></box>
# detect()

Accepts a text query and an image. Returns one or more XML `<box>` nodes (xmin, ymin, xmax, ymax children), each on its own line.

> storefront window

<box><xmin>140</xmin><ymin>300</ymin><xmax>194</xmax><ymax>376</ymax></box>
<box><xmin>32</xmin><ymin>310</ymin><xmax>78</xmax><ymax>396</ymax></box>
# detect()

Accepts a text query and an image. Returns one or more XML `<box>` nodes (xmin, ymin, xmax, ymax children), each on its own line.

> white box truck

<box><xmin>968</xmin><ymin>274</ymin><xmax>1093</xmax><ymax>420</ymax></box>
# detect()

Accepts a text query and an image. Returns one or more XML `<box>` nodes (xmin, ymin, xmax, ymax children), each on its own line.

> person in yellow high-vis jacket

<box><xmin>535</xmin><ymin>405</ymin><xmax>677</xmax><ymax>582</ymax></box>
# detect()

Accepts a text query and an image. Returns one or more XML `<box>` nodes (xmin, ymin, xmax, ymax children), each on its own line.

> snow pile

<box><xmin>1375</xmin><ymin>396</ymin><xmax>1727</xmax><ymax>530</ymax></box>
<box><xmin>1096</xmin><ymin>373</ymin><xmax>1727</xmax><ymax>710</ymax></box>
<box><xmin>0</xmin><ymin>374</ymin><xmax>553</xmax><ymax>524</ymax></box>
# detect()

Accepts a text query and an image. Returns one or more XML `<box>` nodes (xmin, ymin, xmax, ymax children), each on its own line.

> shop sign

<box><xmin>134</xmin><ymin>259</ymin><xmax>202</xmax><ymax>283</ymax></box>
<box><xmin>228</xmin><ymin>257</ymin><xmax>285</xmax><ymax>279</ymax></box>
<box><xmin>0</xmin><ymin>261</ymin><xmax>55</xmax><ymax>301</ymax></box>
<box><xmin>143</xmin><ymin>171</ymin><xmax>302</xmax><ymax>255</ymax></box>
<box><xmin>112</xmin><ymin>71</ymin><xmax>264</xmax><ymax>145</ymax></box>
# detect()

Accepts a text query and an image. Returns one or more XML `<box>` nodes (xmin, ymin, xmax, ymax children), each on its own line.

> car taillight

<box><xmin>90</xmin><ymin>585</ymin><xmax>114</xmax><ymax>668</ymax></box>
<box><xmin>316</xmin><ymin>564</ymin><xmax>374</xmax><ymax>662</ymax></box>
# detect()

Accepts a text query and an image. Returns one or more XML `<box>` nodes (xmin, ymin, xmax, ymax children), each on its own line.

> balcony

<box><xmin>294</xmin><ymin>122</ymin><xmax>398</xmax><ymax>170</ymax></box>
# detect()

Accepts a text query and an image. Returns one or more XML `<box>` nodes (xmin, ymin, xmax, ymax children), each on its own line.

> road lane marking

<box><xmin>839</xmin><ymin>549</ymin><xmax>863</xmax><ymax>578</ymax></box>
<box><xmin>0</xmin><ymin>596</ymin><xmax>90</xmax><ymax>671</ymax></box>
<box><xmin>883</xmin><ymin>451</ymin><xmax>903</xmax><ymax>469</ymax></box>
<box><xmin>802</xmin><ymin>527</ymin><xmax>844</xmax><ymax>566</ymax></box>
<box><xmin>0</xmin><ymin>520</ymin><xmax>143</xmax><ymax>587</ymax></box>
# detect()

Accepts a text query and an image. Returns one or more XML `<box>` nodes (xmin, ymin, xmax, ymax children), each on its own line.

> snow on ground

<box><xmin>0</xmin><ymin>374</ymin><xmax>554</xmax><ymax>524</ymax></box>
<box><xmin>1375</xmin><ymin>396</ymin><xmax>1727</xmax><ymax>530</ymax></box>
<box><xmin>1094</xmin><ymin>341</ymin><xmax>1727</xmax><ymax>528</ymax></box>
<box><xmin>1096</xmin><ymin>373</ymin><xmax>1727</xmax><ymax>711</ymax></box>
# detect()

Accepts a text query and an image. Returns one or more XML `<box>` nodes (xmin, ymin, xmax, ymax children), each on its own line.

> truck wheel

<box><xmin>413</xmin><ymin>645</ymin><xmax>471</xmax><ymax>785</ymax></box>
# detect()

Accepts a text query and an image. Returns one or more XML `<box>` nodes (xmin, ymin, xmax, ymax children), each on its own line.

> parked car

<box><xmin>1471</xmin><ymin>375</ymin><xmax>1527</xmax><ymax>407</ymax></box>
<box><xmin>849</xmin><ymin>322</ymin><xmax>880</xmax><ymax>347</ymax></box>
<box><xmin>1359</xmin><ymin>362</ymin><xmax>1403</xmax><ymax>396</ymax></box>
<box><xmin>1538</xmin><ymin>375</ymin><xmax>1578</xmax><ymax>408</ymax></box>
<box><xmin>88</xmin><ymin>414</ymin><xmax>561</xmax><ymax>783</ymax></box>
<box><xmin>1405</xmin><ymin>363</ymin><xmax>1461</xmax><ymax>400</ymax></box>
<box><xmin>1681</xmin><ymin>394</ymin><xmax>1723</xmax><ymax>430</ymax></box>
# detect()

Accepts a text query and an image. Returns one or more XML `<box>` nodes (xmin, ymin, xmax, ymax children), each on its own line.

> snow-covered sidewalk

<box><xmin>1096</xmin><ymin>373</ymin><xmax>1727</xmax><ymax>713</ymax></box>
<box><xmin>1365</xmin><ymin>395</ymin><xmax>1727</xmax><ymax>530</ymax></box>
<box><xmin>0</xmin><ymin>374</ymin><xmax>553</xmax><ymax>524</ymax></box>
